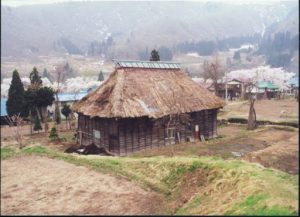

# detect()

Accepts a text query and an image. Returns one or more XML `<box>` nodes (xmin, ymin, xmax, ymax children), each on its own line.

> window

<box><xmin>93</xmin><ymin>130</ymin><xmax>101</xmax><ymax>139</ymax></box>
<box><xmin>165</xmin><ymin>128</ymin><xmax>176</xmax><ymax>145</ymax></box>
<box><xmin>165</xmin><ymin>128</ymin><xmax>176</xmax><ymax>139</ymax></box>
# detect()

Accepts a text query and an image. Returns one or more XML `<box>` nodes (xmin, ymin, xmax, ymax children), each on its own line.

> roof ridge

<box><xmin>112</xmin><ymin>59</ymin><xmax>181</xmax><ymax>64</ymax></box>
<box><xmin>112</xmin><ymin>59</ymin><xmax>181</xmax><ymax>69</ymax></box>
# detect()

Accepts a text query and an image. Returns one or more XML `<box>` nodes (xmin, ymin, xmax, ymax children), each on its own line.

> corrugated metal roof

<box><xmin>113</xmin><ymin>59</ymin><xmax>181</xmax><ymax>69</ymax></box>
<box><xmin>257</xmin><ymin>81</ymin><xmax>278</xmax><ymax>89</ymax></box>
<box><xmin>1</xmin><ymin>98</ymin><xmax>8</xmax><ymax>116</ymax></box>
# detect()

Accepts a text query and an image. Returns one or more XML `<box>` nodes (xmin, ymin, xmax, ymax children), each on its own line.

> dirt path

<box><xmin>1</xmin><ymin>156</ymin><xmax>163</xmax><ymax>215</ymax></box>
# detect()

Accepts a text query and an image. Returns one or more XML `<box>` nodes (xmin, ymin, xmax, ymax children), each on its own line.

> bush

<box><xmin>33</xmin><ymin>116</ymin><xmax>42</xmax><ymax>132</ymax></box>
<box><xmin>49</xmin><ymin>126</ymin><xmax>59</xmax><ymax>141</ymax></box>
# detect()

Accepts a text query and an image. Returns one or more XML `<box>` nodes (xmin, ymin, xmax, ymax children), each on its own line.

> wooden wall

<box><xmin>77</xmin><ymin>108</ymin><xmax>218</xmax><ymax>155</ymax></box>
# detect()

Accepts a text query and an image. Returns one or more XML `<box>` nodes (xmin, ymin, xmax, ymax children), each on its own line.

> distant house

<box><xmin>288</xmin><ymin>76</ymin><xmax>299</xmax><ymax>98</ymax></box>
<box><xmin>216</xmin><ymin>79</ymin><xmax>243</xmax><ymax>100</ymax></box>
<box><xmin>48</xmin><ymin>91</ymin><xmax>90</xmax><ymax>120</ymax></box>
<box><xmin>256</xmin><ymin>81</ymin><xmax>279</xmax><ymax>99</ymax></box>
<box><xmin>72</xmin><ymin>60</ymin><xmax>224</xmax><ymax>155</ymax></box>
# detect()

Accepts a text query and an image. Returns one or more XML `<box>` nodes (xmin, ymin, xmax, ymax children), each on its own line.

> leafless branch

<box><xmin>4</xmin><ymin>114</ymin><xmax>24</xmax><ymax>149</ymax></box>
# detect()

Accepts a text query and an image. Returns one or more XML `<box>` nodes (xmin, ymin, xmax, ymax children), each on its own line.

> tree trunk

<box><xmin>35</xmin><ymin>107</ymin><xmax>42</xmax><ymax>121</ymax></box>
<box><xmin>29</xmin><ymin>109</ymin><xmax>33</xmax><ymax>135</ymax></box>
<box><xmin>247</xmin><ymin>98</ymin><xmax>257</xmax><ymax>130</ymax></box>
<box><xmin>40</xmin><ymin>106</ymin><xmax>47</xmax><ymax>123</ymax></box>
<box><xmin>45</xmin><ymin>122</ymin><xmax>49</xmax><ymax>134</ymax></box>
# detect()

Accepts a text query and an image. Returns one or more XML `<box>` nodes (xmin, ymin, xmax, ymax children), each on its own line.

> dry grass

<box><xmin>219</xmin><ymin>98</ymin><xmax>298</xmax><ymax>123</ymax></box>
<box><xmin>1</xmin><ymin>146</ymin><xmax>298</xmax><ymax>215</ymax></box>
<box><xmin>130</xmin><ymin>124</ymin><xmax>299</xmax><ymax>175</ymax></box>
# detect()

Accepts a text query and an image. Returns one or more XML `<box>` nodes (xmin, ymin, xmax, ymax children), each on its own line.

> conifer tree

<box><xmin>98</xmin><ymin>71</ymin><xmax>104</xmax><ymax>81</ymax></box>
<box><xmin>150</xmin><ymin>49</ymin><xmax>160</xmax><ymax>61</ymax></box>
<box><xmin>29</xmin><ymin>67</ymin><xmax>42</xmax><ymax>88</ymax></box>
<box><xmin>33</xmin><ymin>116</ymin><xmax>42</xmax><ymax>133</ymax></box>
<box><xmin>6</xmin><ymin>69</ymin><xmax>25</xmax><ymax>117</ymax></box>
<box><xmin>49</xmin><ymin>126</ymin><xmax>59</xmax><ymax>141</ymax></box>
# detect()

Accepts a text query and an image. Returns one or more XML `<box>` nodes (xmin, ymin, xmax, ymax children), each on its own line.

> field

<box><xmin>1</xmin><ymin>98</ymin><xmax>299</xmax><ymax>215</ymax></box>
<box><xmin>219</xmin><ymin>98</ymin><xmax>299</xmax><ymax>123</ymax></box>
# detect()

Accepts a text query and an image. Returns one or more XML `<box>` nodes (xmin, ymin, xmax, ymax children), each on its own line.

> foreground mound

<box><xmin>1</xmin><ymin>146</ymin><xmax>298</xmax><ymax>215</ymax></box>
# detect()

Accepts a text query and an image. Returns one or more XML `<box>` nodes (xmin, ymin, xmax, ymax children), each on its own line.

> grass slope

<box><xmin>1</xmin><ymin>146</ymin><xmax>298</xmax><ymax>215</ymax></box>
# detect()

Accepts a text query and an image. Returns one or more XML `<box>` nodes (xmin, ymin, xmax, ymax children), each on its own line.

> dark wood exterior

<box><xmin>77</xmin><ymin>108</ymin><xmax>218</xmax><ymax>155</ymax></box>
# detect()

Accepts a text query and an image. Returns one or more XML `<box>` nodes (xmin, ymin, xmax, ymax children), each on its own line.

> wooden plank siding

<box><xmin>77</xmin><ymin>108</ymin><xmax>219</xmax><ymax>155</ymax></box>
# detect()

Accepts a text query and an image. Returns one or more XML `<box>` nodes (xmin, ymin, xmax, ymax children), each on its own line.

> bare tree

<box><xmin>245</xmin><ymin>82</ymin><xmax>257</xmax><ymax>130</ymax></box>
<box><xmin>52</xmin><ymin>65</ymin><xmax>66</xmax><ymax>124</ymax></box>
<box><xmin>202</xmin><ymin>54</ymin><xmax>225</xmax><ymax>96</ymax></box>
<box><xmin>247</xmin><ymin>97</ymin><xmax>257</xmax><ymax>130</ymax></box>
<box><xmin>5</xmin><ymin>114</ymin><xmax>24</xmax><ymax>149</ymax></box>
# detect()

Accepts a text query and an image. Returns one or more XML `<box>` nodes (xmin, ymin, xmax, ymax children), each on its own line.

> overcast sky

<box><xmin>2</xmin><ymin>0</ymin><xmax>297</xmax><ymax>7</ymax></box>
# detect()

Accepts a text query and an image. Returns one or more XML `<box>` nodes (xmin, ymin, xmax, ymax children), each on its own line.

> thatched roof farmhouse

<box><xmin>72</xmin><ymin>60</ymin><xmax>224</xmax><ymax>155</ymax></box>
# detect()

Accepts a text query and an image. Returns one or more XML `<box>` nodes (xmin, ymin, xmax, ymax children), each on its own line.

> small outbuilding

<box><xmin>72</xmin><ymin>60</ymin><xmax>224</xmax><ymax>155</ymax></box>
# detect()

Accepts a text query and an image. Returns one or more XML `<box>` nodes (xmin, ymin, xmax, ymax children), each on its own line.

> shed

<box><xmin>72</xmin><ymin>60</ymin><xmax>225</xmax><ymax>155</ymax></box>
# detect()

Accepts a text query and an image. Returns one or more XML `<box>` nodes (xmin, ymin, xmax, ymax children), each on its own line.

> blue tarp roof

<box><xmin>1</xmin><ymin>98</ymin><xmax>8</xmax><ymax>116</ymax></box>
<box><xmin>1</xmin><ymin>91</ymin><xmax>89</xmax><ymax>116</ymax></box>
<box><xmin>57</xmin><ymin>91</ymin><xmax>88</xmax><ymax>102</ymax></box>
<box><xmin>288</xmin><ymin>76</ymin><xmax>299</xmax><ymax>87</ymax></box>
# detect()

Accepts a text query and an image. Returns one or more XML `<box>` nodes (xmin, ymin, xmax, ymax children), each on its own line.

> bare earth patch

<box><xmin>1</xmin><ymin>156</ymin><xmax>163</xmax><ymax>215</ymax></box>
<box><xmin>220</xmin><ymin>98</ymin><xmax>298</xmax><ymax>122</ymax></box>
<box><xmin>131</xmin><ymin>125</ymin><xmax>299</xmax><ymax>174</ymax></box>
<box><xmin>243</xmin><ymin>131</ymin><xmax>299</xmax><ymax>174</ymax></box>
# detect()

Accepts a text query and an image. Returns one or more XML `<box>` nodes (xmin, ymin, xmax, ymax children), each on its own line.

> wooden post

<box><xmin>79</xmin><ymin>131</ymin><xmax>82</xmax><ymax>146</ymax></box>
<box><xmin>195</xmin><ymin>124</ymin><xmax>199</xmax><ymax>141</ymax></box>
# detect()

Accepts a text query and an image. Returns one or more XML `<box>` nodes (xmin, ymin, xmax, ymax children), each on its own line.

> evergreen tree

<box><xmin>6</xmin><ymin>69</ymin><xmax>25</xmax><ymax>117</ymax></box>
<box><xmin>61</xmin><ymin>104</ymin><xmax>71</xmax><ymax>129</ymax></box>
<box><xmin>33</xmin><ymin>116</ymin><xmax>42</xmax><ymax>132</ymax></box>
<box><xmin>42</xmin><ymin>68</ymin><xmax>51</xmax><ymax>81</ymax></box>
<box><xmin>24</xmin><ymin>87</ymin><xmax>55</xmax><ymax>123</ymax></box>
<box><xmin>49</xmin><ymin>126</ymin><xmax>59</xmax><ymax>141</ymax></box>
<box><xmin>36</xmin><ymin>87</ymin><xmax>55</xmax><ymax>108</ymax></box>
<box><xmin>150</xmin><ymin>49</ymin><xmax>160</xmax><ymax>61</ymax></box>
<box><xmin>98</xmin><ymin>71</ymin><xmax>104</xmax><ymax>81</ymax></box>
<box><xmin>29</xmin><ymin>67</ymin><xmax>42</xmax><ymax>88</ymax></box>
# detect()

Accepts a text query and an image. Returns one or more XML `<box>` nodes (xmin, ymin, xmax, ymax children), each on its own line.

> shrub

<box><xmin>33</xmin><ymin>116</ymin><xmax>42</xmax><ymax>132</ymax></box>
<box><xmin>49</xmin><ymin>126</ymin><xmax>59</xmax><ymax>141</ymax></box>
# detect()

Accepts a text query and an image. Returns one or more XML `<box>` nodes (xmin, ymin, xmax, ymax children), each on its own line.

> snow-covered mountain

<box><xmin>1</xmin><ymin>1</ymin><xmax>297</xmax><ymax>59</ymax></box>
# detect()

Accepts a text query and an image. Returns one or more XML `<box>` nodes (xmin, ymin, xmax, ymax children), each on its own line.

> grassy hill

<box><xmin>1</xmin><ymin>146</ymin><xmax>298</xmax><ymax>215</ymax></box>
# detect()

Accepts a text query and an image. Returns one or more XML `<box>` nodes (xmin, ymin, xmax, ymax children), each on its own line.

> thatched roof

<box><xmin>72</xmin><ymin>60</ymin><xmax>225</xmax><ymax>119</ymax></box>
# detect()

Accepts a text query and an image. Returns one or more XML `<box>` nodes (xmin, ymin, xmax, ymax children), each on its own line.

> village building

<box><xmin>256</xmin><ymin>81</ymin><xmax>279</xmax><ymax>99</ymax></box>
<box><xmin>72</xmin><ymin>60</ymin><xmax>225</xmax><ymax>155</ymax></box>
<box><xmin>47</xmin><ymin>90</ymin><xmax>92</xmax><ymax>120</ymax></box>
<box><xmin>215</xmin><ymin>79</ymin><xmax>243</xmax><ymax>100</ymax></box>
<box><xmin>288</xmin><ymin>76</ymin><xmax>299</xmax><ymax>99</ymax></box>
